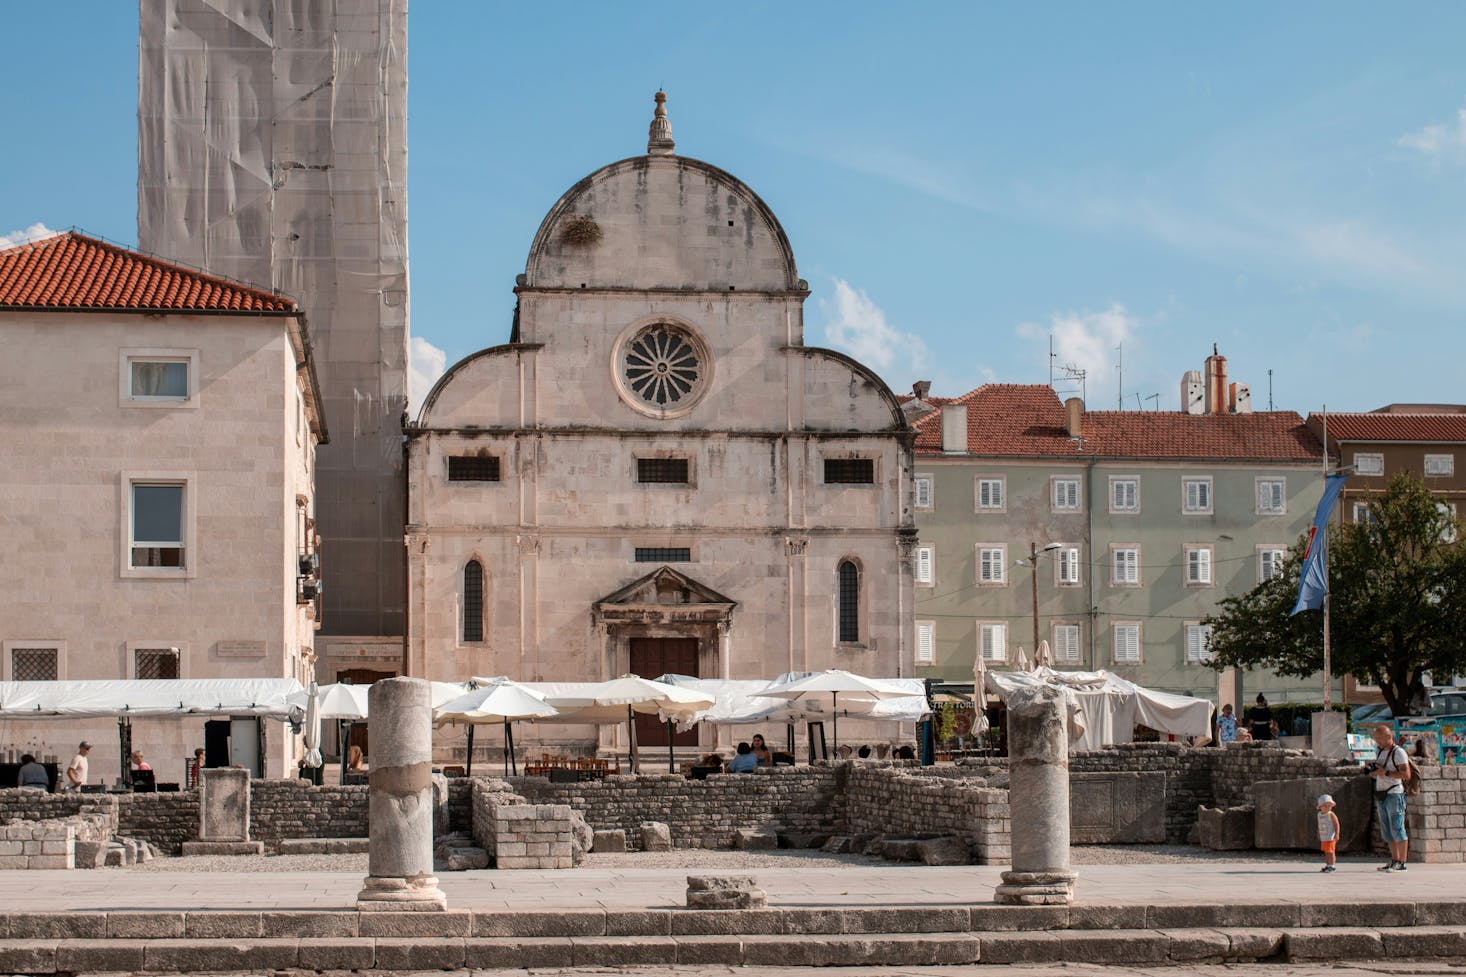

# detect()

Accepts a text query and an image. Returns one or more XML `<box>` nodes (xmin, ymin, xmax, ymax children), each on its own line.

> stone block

<box><xmin>261</xmin><ymin>910</ymin><xmax>357</xmax><ymax>938</ymax></box>
<box><xmin>821</xmin><ymin>835</ymin><xmax>854</xmax><ymax>853</ymax></box>
<box><xmin>296</xmin><ymin>937</ymin><xmax>376</xmax><ymax>970</ymax></box>
<box><xmin>374</xmin><ymin>936</ymin><xmax>466</xmax><ymax>969</ymax></box>
<box><xmin>1162</xmin><ymin>927</ymin><xmax>1232</xmax><ymax>961</ymax></box>
<box><xmin>673</xmin><ymin>934</ymin><xmax>745</xmax><ymax>965</ymax></box>
<box><xmin>570</xmin><ymin>935</ymin><xmax>679</xmax><ymax>966</ymax></box>
<box><xmin>1070</xmin><ymin>771</ymin><xmax>1166</xmax><ymax>844</ymax></box>
<box><xmin>1252</xmin><ymin>776</ymin><xmax>1371</xmax><ymax>851</ymax></box>
<box><xmin>358</xmin><ymin>909</ymin><xmax>472</xmax><ymax>937</ymax></box>
<box><xmin>1060</xmin><ymin>929</ymin><xmax>1172</xmax><ymax>964</ymax></box>
<box><xmin>641</xmin><ymin>821</ymin><xmax>672</xmax><ymax>851</ymax></box>
<box><xmin>1218</xmin><ymin>928</ymin><xmax>1285</xmax><ymax>960</ymax></box>
<box><xmin>56</xmin><ymin>940</ymin><xmax>146</xmax><ymax>973</ymax></box>
<box><xmin>1380</xmin><ymin>926</ymin><xmax>1466</xmax><ymax>958</ymax></box>
<box><xmin>592</xmin><ymin>829</ymin><xmax>626</xmax><ymax>852</ymax></box>
<box><xmin>686</xmin><ymin>888</ymin><xmax>767</xmax><ymax>909</ymax></box>
<box><xmin>841</xmin><ymin>907</ymin><xmax>969</xmax><ymax>934</ymax></box>
<box><xmin>107</xmin><ymin>912</ymin><xmax>186</xmax><ymax>938</ymax></box>
<box><xmin>1284</xmin><ymin>927</ymin><xmax>1385</xmax><ymax>960</ymax></box>
<box><xmin>462</xmin><ymin>937</ymin><xmax>576</xmax><ymax>969</ymax></box>
<box><xmin>1068</xmin><ymin>904</ymin><xmax>1146</xmax><ymax>929</ymax></box>
<box><xmin>687</xmin><ymin>874</ymin><xmax>760</xmax><ymax>891</ymax></box>
<box><xmin>181</xmin><ymin>840</ymin><xmax>264</xmax><ymax>856</ymax></box>
<box><xmin>974</xmin><ymin>931</ymin><xmax>1063</xmax><ymax>964</ymax></box>
<box><xmin>73</xmin><ymin>840</ymin><xmax>108</xmax><ymax>868</ymax></box>
<box><xmin>1198</xmin><ymin>805</ymin><xmax>1255</xmax><ymax>850</ymax></box>
<box><xmin>916</xmin><ymin>836</ymin><xmax>970</xmax><ymax>865</ymax></box>
<box><xmin>141</xmin><ymin>937</ymin><xmax>300</xmax><ymax>972</ymax></box>
<box><xmin>473</xmin><ymin>910</ymin><xmax>604</xmax><ymax>937</ymax></box>
<box><xmin>733</xmin><ymin>828</ymin><xmax>777</xmax><ymax>850</ymax></box>
<box><xmin>0</xmin><ymin>939</ymin><xmax>59</xmax><ymax>974</ymax></box>
<box><xmin>778</xmin><ymin>830</ymin><xmax>830</xmax><ymax>849</ymax></box>
<box><xmin>441</xmin><ymin>845</ymin><xmax>489</xmax><ymax>870</ymax></box>
<box><xmin>605</xmin><ymin>910</ymin><xmax>672</xmax><ymax>935</ymax></box>
<box><xmin>197</xmin><ymin>767</ymin><xmax>252</xmax><ymax>841</ymax></box>
<box><xmin>185</xmin><ymin>911</ymin><xmax>263</xmax><ymax>938</ymax></box>
<box><xmin>1300</xmin><ymin>901</ymin><xmax>1414</xmax><ymax>928</ymax></box>
<box><xmin>8</xmin><ymin>913</ymin><xmax>106</xmax><ymax>939</ymax></box>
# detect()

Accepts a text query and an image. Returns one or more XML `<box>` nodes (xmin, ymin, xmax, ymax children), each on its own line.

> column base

<box><xmin>994</xmin><ymin>869</ymin><xmax>1078</xmax><ymax>905</ymax></box>
<box><xmin>356</xmin><ymin>874</ymin><xmax>448</xmax><ymax>912</ymax></box>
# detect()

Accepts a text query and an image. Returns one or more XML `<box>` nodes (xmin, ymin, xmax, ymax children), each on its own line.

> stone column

<box><xmin>995</xmin><ymin>684</ymin><xmax>1077</xmax><ymax>905</ymax></box>
<box><xmin>357</xmin><ymin>677</ymin><xmax>446</xmax><ymax>911</ymax></box>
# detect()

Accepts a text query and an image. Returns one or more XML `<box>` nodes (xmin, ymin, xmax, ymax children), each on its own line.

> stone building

<box><xmin>406</xmin><ymin>95</ymin><xmax>916</xmax><ymax>756</ymax></box>
<box><xmin>908</xmin><ymin>350</ymin><xmax>1325</xmax><ymax>707</ymax></box>
<box><xmin>0</xmin><ymin>232</ymin><xmax>326</xmax><ymax>783</ymax></box>
<box><xmin>138</xmin><ymin>0</ymin><xmax>409</xmax><ymax>679</ymax></box>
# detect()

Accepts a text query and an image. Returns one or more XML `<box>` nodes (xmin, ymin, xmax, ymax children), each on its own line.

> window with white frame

<box><xmin>915</xmin><ymin>546</ymin><xmax>934</xmax><ymax>586</ymax></box>
<box><xmin>1052</xmin><ymin>477</ymin><xmax>1080</xmax><ymax>511</ymax></box>
<box><xmin>1112</xmin><ymin>623</ymin><xmax>1141</xmax><ymax>663</ymax></box>
<box><xmin>1256</xmin><ymin>478</ymin><xmax>1286</xmax><ymax>514</ymax></box>
<box><xmin>1185</xmin><ymin>545</ymin><xmax>1213</xmax><ymax>586</ymax></box>
<box><xmin>125</xmin><ymin>478</ymin><xmax>189</xmax><ymax>573</ymax></box>
<box><xmin>976</xmin><ymin>477</ymin><xmax>1005</xmax><ymax>511</ymax></box>
<box><xmin>1352</xmin><ymin>502</ymin><xmax>1373</xmax><ymax>524</ymax></box>
<box><xmin>1353</xmin><ymin>453</ymin><xmax>1384</xmax><ymax>476</ymax></box>
<box><xmin>1182</xmin><ymin>477</ymin><xmax>1213</xmax><ymax>514</ymax></box>
<box><xmin>977</xmin><ymin>545</ymin><xmax>1007</xmax><ymax>585</ymax></box>
<box><xmin>915</xmin><ymin>621</ymin><xmax>935</xmax><ymax>664</ymax></box>
<box><xmin>120</xmin><ymin>348</ymin><xmax>198</xmax><ymax>407</ymax></box>
<box><xmin>4</xmin><ymin>642</ymin><xmax>61</xmax><ymax>682</ymax></box>
<box><xmin>1052</xmin><ymin>623</ymin><xmax>1081</xmax><ymax>663</ymax></box>
<box><xmin>979</xmin><ymin>622</ymin><xmax>1007</xmax><ymax>662</ymax></box>
<box><xmin>1425</xmin><ymin>454</ymin><xmax>1455</xmax><ymax>477</ymax></box>
<box><xmin>914</xmin><ymin>475</ymin><xmax>933</xmax><ymax>510</ymax></box>
<box><xmin>1184</xmin><ymin>623</ymin><xmax>1213</xmax><ymax>663</ymax></box>
<box><xmin>1112</xmin><ymin>546</ymin><xmax>1140</xmax><ymax>586</ymax></box>
<box><xmin>1057</xmin><ymin>546</ymin><xmax>1081</xmax><ymax>585</ymax></box>
<box><xmin>1110</xmin><ymin>477</ymin><xmax>1139</xmax><ymax>513</ymax></box>
<box><xmin>1259</xmin><ymin>547</ymin><xmax>1286</xmax><ymax>583</ymax></box>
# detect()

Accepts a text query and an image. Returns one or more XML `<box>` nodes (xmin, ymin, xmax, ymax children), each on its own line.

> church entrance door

<box><xmin>629</xmin><ymin>637</ymin><xmax>699</xmax><ymax>747</ymax></box>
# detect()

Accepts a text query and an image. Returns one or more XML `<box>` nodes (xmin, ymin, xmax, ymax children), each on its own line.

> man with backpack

<box><xmin>1370</xmin><ymin>724</ymin><xmax>1412</xmax><ymax>871</ymax></box>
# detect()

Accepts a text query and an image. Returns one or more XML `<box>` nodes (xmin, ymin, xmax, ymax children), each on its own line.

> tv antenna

<box><xmin>1049</xmin><ymin>335</ymin><xmax>1088</xmax><ymax>403</ymax></box>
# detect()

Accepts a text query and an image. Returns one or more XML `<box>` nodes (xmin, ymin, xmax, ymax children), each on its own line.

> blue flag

<box><xmin>1290</xmin><ymin>473</ymin><xmax>1350</xmax><ymax>615</ymax></box>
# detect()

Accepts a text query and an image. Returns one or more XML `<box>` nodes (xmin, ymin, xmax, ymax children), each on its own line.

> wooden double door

<box><xmin>629</xmin><ymin>637</ymin><xmax>699</xmax><ymax>747</ymax></box>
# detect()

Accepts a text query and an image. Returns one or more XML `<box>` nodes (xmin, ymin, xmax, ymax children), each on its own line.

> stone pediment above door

<box><xmin>593</xmin><ymin>566</ymin><xmax>737</xmax><ymax>625</ymax></box>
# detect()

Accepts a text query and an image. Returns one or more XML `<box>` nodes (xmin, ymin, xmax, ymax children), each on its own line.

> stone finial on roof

<box><xmin>648</xmin><ymin>90</ymin><xmax>676</xmax><ymax>156</ymax></box>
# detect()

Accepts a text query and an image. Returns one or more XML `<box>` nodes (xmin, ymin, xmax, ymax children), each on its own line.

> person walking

<box><xmin>1216</xmin><ymin>704</ymin><xmax>1238</xmax><ymax>745</ymax></box>
<box><xmin>1249</xmin><ymin>694</ymin><xmax>1274</xmax><ymax>741</ymax></box>
<box><xmin>1316</xmin><ymin>794</ymin><xmax>1340</xmax><ymax>873</ymax></box>
<box><xmin>1370</xmin><ymin>724</ymin><xmax>1410</xmax><ymax>871</ymax></box>
<box><xmin>64</xmin><ymin>741</ymin><xmax>91</xmax><ymax>791</ymax></box>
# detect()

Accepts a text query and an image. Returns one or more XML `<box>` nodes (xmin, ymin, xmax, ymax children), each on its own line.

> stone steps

<box><xmin>2</xmin><ymin>924</ymin><xmax>1465</xmax><ymax>973</ymax></box>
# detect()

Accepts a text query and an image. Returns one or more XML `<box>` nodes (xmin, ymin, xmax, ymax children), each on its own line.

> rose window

<box><xmin>622</xmin><ymin>325</ymin><xmax>704</xmax><ymax>408</ymax></box>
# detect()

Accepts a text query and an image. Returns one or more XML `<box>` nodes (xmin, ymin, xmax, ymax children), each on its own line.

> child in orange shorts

<box><xmin>1317</xmin><ymin>794</ymin><xmax>1339</xmax><ymax>872</ymax></box>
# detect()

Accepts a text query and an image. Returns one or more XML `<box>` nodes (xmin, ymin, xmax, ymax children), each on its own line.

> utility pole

<box><xmin>1027</xmin><ymin>542</ymin><xmax>1062</xmax><ymax>659</ymax></box>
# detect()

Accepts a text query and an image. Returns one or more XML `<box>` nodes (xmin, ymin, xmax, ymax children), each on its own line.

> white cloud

<box><xmin>818</xmin><ymin>278</ymin><xmax>930</xmax><ymax>383</ymax></box>
<box><xmin>407</xmin><ymin>335</ymin><xmax>448</xmax><ymax>420</ymax></box>
<box><xmin>1399</xmin><ymin>107</ymin><xmax>1466</xmax><ymax>163</ymax></box>
<box><xmin>0</xmin><ymin>222</ymin><xmax>59</xmax><ymax>248</ymax></box>
<box><xmin>1016</xmin><ymin>303</ymin><xmax>1139</xmax><ymax>408</ymax></box>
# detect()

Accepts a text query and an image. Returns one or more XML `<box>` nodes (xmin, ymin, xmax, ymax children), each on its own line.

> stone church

<box><xmin>406</xmin><ymin>94</ymin><xmax>917</xmax><ymax>753</ymax></box>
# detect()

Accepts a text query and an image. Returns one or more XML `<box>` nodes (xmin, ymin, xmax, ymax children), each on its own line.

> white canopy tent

<box><xmin>984</xmin><ymin>667</ymin><xmax>1213</xmax><ymax>751</ymax></box>
<box><xmin>0</xmin><ymin>679</ymin><xmax>305</xmax><ymax>720</ymax></box>
<box><xmin>656</xmin><ymin>674</ymin><xmax>930</xmax><ymax>727</ymax></box>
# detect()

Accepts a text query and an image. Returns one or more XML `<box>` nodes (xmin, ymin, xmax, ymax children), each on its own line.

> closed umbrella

<box><xmin>435</xmin><ymin>679</ymin><xmax>558</xmax><ymax>775</ymax></box>
<box><xmin>301</xmin><ymin>681</ymin><xmax>323</xmax><ymax>770</ymax></box>
<box><xmin>757</xmin><ymin>669</ymin><xmax>912</xmax><ymax>757</ymax></box>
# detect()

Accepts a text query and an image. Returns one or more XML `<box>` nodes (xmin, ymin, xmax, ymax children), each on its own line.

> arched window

<box><xmin>462</xmin><ymin>560</ymin><xmax>484</xmax><ymax>643</ymax></box>
<box><xmin>837</xmin><ymin>560</ymin><xmax>860</xmax><ymax>643</ymax></box>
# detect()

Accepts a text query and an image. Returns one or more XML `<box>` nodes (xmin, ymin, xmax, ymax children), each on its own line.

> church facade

<box><xmin>406</xmin><ymin>95</ymin><xmax>916</xmax><ymax>753</ymax></box>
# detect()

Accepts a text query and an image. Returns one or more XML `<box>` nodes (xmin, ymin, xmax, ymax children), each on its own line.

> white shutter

<box><xmin>1112</xmin><ymin>479</ymin><xmax>1137</xmax><ymax>511</ymax></box>
<box><xmin>1059</xmin><ymin>547</ymin><xmax>1080</xmax><ymax>584</ymax></box>
<box><xmin>915</xmin><ymin>547</ymin><xmax>933</xmax><ymax>584</ymax></box>
<box><xmin>915</xmin><ymin>622</ymin><xmax>934</xmax><ymax>663</ymax></box>
<box><xmin>1185</xmin><ymin>624</ymin><xmax>1213</xmax><ymax>663</ymax></box>
<box><xmin>1054</xmin><ymin>624</ymin><xmax>1080</xmax><ymax>663</ymax></box>
<box><xmin>1114</xmin><ymin>548</ymin><xmax>1138</xmax><ymax>584</ymax></box>
<box><xmin>1113</xmin><ymin>624</ymin><xmax>1140</xmax><ymax>663</ymax></box>
<box><xmin>914</xmin><ymin>477</ymin><xmax>932</xmax><ymax>508</ymax></box>
<box><xmin>981</xmin><ymin>623</ymin><xmax>1007</xmax><ymax>662</ymax></box>
<box><xmin>1188</xmin><ymin>548</ymin><xmax>1212</xmax><ymax>584</ymax></box>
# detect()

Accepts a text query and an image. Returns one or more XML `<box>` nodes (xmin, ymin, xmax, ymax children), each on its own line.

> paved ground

<box><xmin>424</xmin><ymin>966</ymin><xmax>1466</xmax><ymax>977</ymax></box>
<box><xmin>4</xmin><ymin>850</ymin><xmax>1460</xmax><ymax>913</ymax></box>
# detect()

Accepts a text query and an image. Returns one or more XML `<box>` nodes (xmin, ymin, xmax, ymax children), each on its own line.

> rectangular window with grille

<box><xmin>135</xmin><ymin>648</ymin><xmax>180</xmax><ymax>680</ymax></box>
<box><xmin>1053</xmin><ymin>624</ymin><xmax>1081</xmax><ymax>663</ymax></box>
<box><xmin>824</xmin><ymin>458</ymin><xmax>875</xmax><ymax>484</ymax></box>
<box><xmin>1425</xmin><ymin>454</ymin><xmax>1455</xmax><ymax>476</ymax></box>
<box><xmin>914</xmin><ymin>475</ymin><xmax>933</xmax><ymax>509</ymax></box>
<box><xmin>980</xmin><ymin>622</ymin><xmax>1007</xmax><ymax>662</ymax></box>
<box><xmin>1184</xmin><ymin>623</ymin><xmax>1213</xmax><ymax>663</ymax></box>
<box><xmin>447</xmin><ymin>455</ymin><xmax>501</xmax><ymax>481</ymax></box>
<box><xmin>634</xmin><ymin>547</ymin><xmax>692</xmax><ymax>562</ymax></box>
<box><xmin>915</xmin><ymin>621</ymin><xmax>935</xmax><ymax>664</ymax></box>
<box><xmin>11</xmin><ymin>647</ymin><xmax>58</xmax><ymax>682</ymax></box>
<box><xmin>637</xmin><ymin>457</ymin><xmax>690</xmax><ymax>483</ymax></box>
<box><xmin>1112</xmin><ymin>623</ymin><xmax>1141</xmax><ymax>663</ymax></box>
<box><xmin>1353</xmin><ymin>453</ymin><xmax>1383</xmax><ymax>476</ymax></box>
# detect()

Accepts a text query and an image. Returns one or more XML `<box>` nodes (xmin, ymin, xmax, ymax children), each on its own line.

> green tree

<box><xmin>1205</xmin><ymin>473</ymin><xmax>1466</xmax><ymax>715</ymax></box>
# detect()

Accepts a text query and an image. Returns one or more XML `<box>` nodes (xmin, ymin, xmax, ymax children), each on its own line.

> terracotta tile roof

<box><xmin>914</xmin><ymin>384</ymin><xmax>1321</xmax><ymax>461</ymax></box>
<box><xmin>0</xmin><ymin>231</ymin><xmax>296</xmax><ymax>313</ymax></box>
<box><xmin>1307</xmin><ymin>412</ymin><xmax>1466</xmax><ymax>444</ymax></box>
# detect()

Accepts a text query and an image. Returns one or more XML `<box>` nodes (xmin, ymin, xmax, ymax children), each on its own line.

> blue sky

<box><xmin>4</xmin><ymin>3</ymin><xmax>1464</xmax><ymax>414</ymax></box>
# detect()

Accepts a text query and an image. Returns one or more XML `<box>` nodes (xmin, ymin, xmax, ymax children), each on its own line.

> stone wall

<box><xmin>247</xmin><ymin>780</ymin><xmax>368</xmax><ymax>845</ymax></box>
<box><xmin>511</xmin><ymin>767</ymin><xmax>842</xmax><ymax>849</ymax></box>
<box><xmin>843</xmin><ymin>765</ymin><xmax>1010</xmax><ymax>864</ymax></box>
<box><xmin>115</xmin><ymin>793</ymin><xmax>197</xmax><ymax>854</ymax></box>
<box><xmin>1210</xmin><ymin>742</ymin><xmax>1362</xmax><ymax>808</ymax></box>
<box><xmin>1406</xmin><ymin>764</ymin><xmax>1466</xmax><ymax>862</ymax></box>
<box><xmin>0</xmin><ymin>818</ymin><xmax>74</xmax><ymax>870</ymax></box>
<box><xmin>470</xmin><ymin>778</ymin><xmax>574</xmax><ymax>869</ymax></box>
<box><xmin>0</xmin><ymin>790</ymin><xmax>85</xmax><ymax>824</ymax></box>
<box><xmin>447</xmin><ymin>776</ymin><xmax>474</xmax><ymax>833</ymax></box>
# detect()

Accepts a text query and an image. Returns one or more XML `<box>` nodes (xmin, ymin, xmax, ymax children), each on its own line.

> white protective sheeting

<box><xmin>985</xmin><ymin>667</ymin><xmax>1212</xmax><ymax>751</ymax></box>
<box><xmin>0</xmin><ymin>679</ymin><xmax>305</xmax><ymax>720</ymax></box>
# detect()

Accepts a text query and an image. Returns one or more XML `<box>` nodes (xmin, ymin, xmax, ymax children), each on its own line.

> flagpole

<box><xmin>1321</xmin><ymin>407</ymin><xmax>1331</xmax><ymax>709</ymax></box>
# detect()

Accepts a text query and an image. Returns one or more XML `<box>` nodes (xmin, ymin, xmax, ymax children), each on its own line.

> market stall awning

<box><xmin>0</xmin><ymin>679</ymin><xmax>306</xmax><ymax>720</ymax></box>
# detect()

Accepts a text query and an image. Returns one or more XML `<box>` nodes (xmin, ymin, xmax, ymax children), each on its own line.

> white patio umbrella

<box><xmin>558</xmin><ymin>675</ymin><xmax>714</xmax><ymax>773</ymax></box>
<box><xmin>757</xmin><ymin>669</ymin><xmax>913</xmax><ymax>757</ymax></box>
<box><xmin>434</xmin><ymin>679</ymin><xmax>559</xmax><ymax>776</ymax></box>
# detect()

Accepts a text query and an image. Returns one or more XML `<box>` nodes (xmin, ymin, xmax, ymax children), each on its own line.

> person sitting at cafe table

<box><xmin>750</xmin><ymin>733</ymin><xmax>772</xmax><ymax>766</ymax></box>
<box><xmin>728</xmin><ymin>742</ymin><xmax>759</xmax><ymax>773</ymax></box>
<box><xmin>130</xmin><ymin>751</ymin><xmax>152</xmax><ymax>772</ymax></box>
<box><xmin>17</xmin><ymin>754</ymin><xmax>49</xmax><ymax>791</ymax></box>
<box><xmin>347</xmin><ymin>744</ymin><xmax>367</xmax><ymax>771</ymax></box>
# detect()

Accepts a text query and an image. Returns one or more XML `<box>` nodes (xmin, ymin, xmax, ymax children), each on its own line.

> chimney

<box><xmin>1204</xmin><ymin>345</ymin><xmax>1228</xmax><ymax>415</ymax></box>
<box><xmin>1230</xmin><ymin>382</ymin><xmax>1252</xmax><ymax>414</ymax></box>
<box><xmin>941</xmin><ymin>405</ymin><xmax>967</xmax><ymax>453</ymax></box>
<box><xmin>1181</xmin><ymin>370</ymin><xmax>1204</xmax><ymax>414</ymax></box>
<box><xmin>912</xmin><ymin>380</ymin><xmax>932</xmax><ymax>400</ymax></box>
<box><xmin>1064</xmin><ymin>397</ymin><xmax>1084</xmax><ymax>439</ymax></box>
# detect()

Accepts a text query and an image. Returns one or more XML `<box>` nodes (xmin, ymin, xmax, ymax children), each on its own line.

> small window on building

<box><xmin>1057</xmin><ymin>546</ymin><xmax>1081</xmax><ymax>585</ymax></box>
<box><xmin>824</xmin><ymin>458</ymin><xmax>874</xmax><ymax>484</ymax></box>
<box><xmin>462</xmin><ymin>560</ymin><xmax>484</xmax><ymax>643</ymax></box>
<box><xmin>837</xmin><ymin>560</ymin><xmax>860</xmax><ymax>643</ymax></box>
<box><xmin>634</xmin><ymin>547</ymin><xmax>692</xmax><ymax>562</ymax></box>
<box><xmin>131</xmin><ymin>360</ymin><xmax>188</xmax><ymax>398</ymax></box>
<box><xmin>447</xmin><ymin>455</ymin><xmax>501</xmax><ymax>482</ymax></box>
<box><xmin>1353</xmin><ymin>502</ymin><xmax>1373</xmax><ymax>525</ymax></box>
<box><xmin>135</xmin><ymin>647</ymin><xmax>181</xmax><ymax>680</ymax></box>
<box><xmin>1425</xmin><ymin>454</ymin><xmax>1455</xmax><ymax>477</ymax></box>
<box><xmin>1052</xmin><ymin>478</ymin><xmax>1080</xmax><ymax>511</ymax></box>
<box><xmin>10</xmin><ymin>646</ymin><xmax>59</xmax><ymax>682</ymax></box>
<box><xmin>131</xmin><ymin>482</ymin><xmax>185</xmax><ymax>569</ymax></box>
<box><xmin>978</xmin><ymin>545</ymin><xmax>1007</xmax><ymax>585</ymax></box>
<box><xmin>1259</xmin><ymin>547</ymin><xmax>1286</xmax><ymax>583</ymax></box>
<box><xmin>914</xmin><ymin>475</ymin><xmax>933</xmax><ymax>510</ymax></box>
<box><xmin>1110</xmin><ymin>477</ymin><xmax>1139</xmax><ymax>512</ymax></box>
<box><xmin>637</xmin><ymin>457</ymin><xmax>690</xmax><ymax>483</ymax></box>
<box><xmin>1256</xmin><ymin>478</ymin><xmax>1286</xmax><ymax>514</ymax></box>
<box><xmin>1184</xmin><ymin>623</ymin><xmax>1213</xmax><ymax>663</ymax></box>
<box><xmin>914</xmin><ymin>546</ymin><xmax>934</xmax><ymax>586</ymax></box>
<box><xmin>976</xmin><ymin>477</ymin><xmax>1005</xmax><ymax>511</ymax></box>
<box><xmin>1112</xmin><ymin>546</ymin><xmax>1140</xmax><ymax>586</ymax></box>
<box><xmin>979</xmin><ymin>622</ymin><xmax>1007</xmax><ymax>662</ymax></box>
<box><xmin>915</xmin><ymin>621</ymin><xmax>935</xmax><ymax>664</ymax></box>
<box><xmin>1185</xmin><ymin>546</ymin><xmax>1213</xmax><ymax>586</ymax></box>
<box><xmin>1053</xmin><ymin>624</ymin><xmax>1081</xmax><ymax>664</ymax></box>
<box><xmin>1112</xmin><ymin>623</ymin><xmax>1141</xmax><ymax>664</ymax></box>
<box><xmin>1182</xmin><ymin>477</ymin><xmax>1212</xmax><ymax>514</ymax></box>
<box><xmin>1353</xmin><ymin>453</ymin><xmax>1384</xmax><ymax>476</ymax></box>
